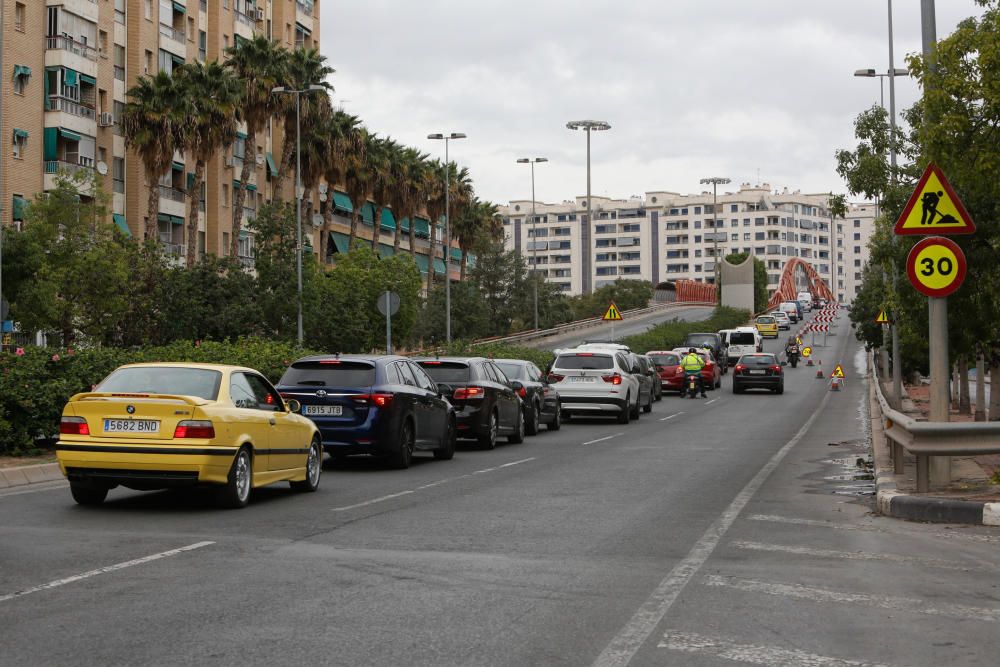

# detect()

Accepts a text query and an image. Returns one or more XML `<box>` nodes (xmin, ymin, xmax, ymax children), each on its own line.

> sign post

<box><xmin>896</xmin><ymin>161</ymin><xmax>975</xmax><ymax>487</ymax></box>
<box><xmin>377</xmin><ymin>291</ymin><xmax>401</xmax><ymax>354</ymax></box>
<box><xmin>602</xmin><ymin>301</ymin><xmax>623</xmax><ymax>341</ymax></box>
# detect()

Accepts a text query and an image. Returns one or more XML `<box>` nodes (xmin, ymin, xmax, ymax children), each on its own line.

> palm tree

<box><xmin>386</xmin><ymin>147</ymin><xmax>429</xmax><ymax>256</ymax></box>
<box><xmin>368</xmin><ymin>136</ymin><xmax>397</xmax><ymax>251</ymax></box>
<box><xmin>318</xmin><ymin>111</ymin><xmax>362</xmax><ymax>259</ymax></box>
<box><xmin>273</xmin><ymin>47</ymin><xmax>333</xmax><ymax>199</ymax></box>
<box><xmin>340</xmin><ymin>123</ymin><xmax>373</xmax><ymax>247</ymax></box>
<box><xmin>121</xmin><ymin>71</ymin><xmax>186</xmax><ymax>243</ymax></box>
<box><xmin>297</xmin><ymin>97</ymin><xmax>334</xmax><ymax>255</ymax></box>
<box><xmin>454</xmin><ymin>198</ymin><xmax>500</xmax><ymax>281</ymax></box>
<box><xmin>174</xmin><ymin>61</ymin><xmax>240</xmax><ymax>266</ymax></box>
<box><xmin>224</xmin><ymin>36</ymin><xmax>289</xmax><ymax>258</ymax></box>
<box><xmin>424</xmin><ymin>162</ymin><xmax>472</xmax><ymax>290</ymax></box>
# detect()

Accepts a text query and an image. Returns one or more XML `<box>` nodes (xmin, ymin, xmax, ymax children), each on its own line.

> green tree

<box><xmin>249</xmin><ymin>202</ymin><xmax>304</xmax><ymax>339</ymax></box>
<box><xmin>158</xmin><ymin>256</ymin><xmax>261</xmax><ymax>342</ymax></box>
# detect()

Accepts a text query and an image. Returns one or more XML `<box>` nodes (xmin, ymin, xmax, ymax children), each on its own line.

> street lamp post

<box><xmin>853</xmin><ymin>68</ymin><xmax>909</xmax><ymax>108</ymax></box>
<box><xmin>272</xmin><ymin>84</ymin><xmax>325</xmax><ymax>346</ymax></box>
<box><xmin>428</xmin><ymin>132</ymin><xmax>466</xmax><ymax>344</ymax></box>
<box><xmin>700</xmin><ymin>177</ymin><xmax>730</xmax><ymax>292</ymax></box>
<box><xmin>517</xmin><ymin>157</ymin><xmax>548</xmax><ymax>330</ymax></box>
<box><xmin>566</xmin><ymin>120</ymin><xmax>610</xmax><ymax>295</ymax></box>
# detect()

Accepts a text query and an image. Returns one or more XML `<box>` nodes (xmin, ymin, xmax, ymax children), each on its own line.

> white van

<box><xmin>721</xmin><ymin>327</ymin><xmax>761</xmax><ymax>366</ymax></box>
<box><xmin>797</xmin><ymin>291</ymin><xmax>813</xmax><ymax>312</ymax></box>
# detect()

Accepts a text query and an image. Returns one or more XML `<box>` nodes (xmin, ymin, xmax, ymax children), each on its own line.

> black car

<box><xmin>493</xmin><ymin>359</ymin><xmax>561</xmax><ymax>434</ymax></box>
<box><xmin>629</xmin><ymin>353</ymin><xmax>656</xmax><ymax>412</ymax></box>
<box><xmin>276</xmin><ymin>355</ymin><xmax>456</xmax><ymax>469</ymax></box>
<box><xmin>681</xmin><ymin>332</ymin><xmax>727</xmax><ymax>374</ymax></box>
<box><xmin>732</xmin><ymin>353</ymin><xmax>785</xmax><ymax>394</ymax></box>
<box><xmin>416</xmin><ymin>357</ymin><xmax>525</xmax><ymax>449</ymax></box>
<box><xmin>637</xmin><ymin>354</ymin><xmax>663</xmax><ymax>401</ymax></box>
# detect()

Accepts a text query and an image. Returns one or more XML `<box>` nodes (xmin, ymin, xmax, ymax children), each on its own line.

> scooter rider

<box><xmin>681</xmin><ymin>347</ymin><xmax>707</xmax><ymax>398</ymax></box>
<box><xmin>785</xmin><ymin>336</ymin><xmax>800</xmax><ymax>366</ymax></box>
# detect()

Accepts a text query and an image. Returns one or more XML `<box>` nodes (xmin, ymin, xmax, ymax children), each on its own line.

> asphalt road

<box><xmin>2</xmin><ymin>312</ymin><xmax>999</xmax><ymax>666</ymax></box>
<box><xmin>527</xmin><ymin>304</ymin><xmax>715</xmax><ymax>350</ymax></box>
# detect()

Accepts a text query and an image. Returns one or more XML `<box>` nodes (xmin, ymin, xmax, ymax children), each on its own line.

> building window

<box><xmin>12</xmin><ymin>65</ymin><xmax>31</xmax><ymax>94</ymax></box>
<box><xmin>854</xmin><ymin>245</ymin><xmax>861</xmax><ymax>253</ymax></box>
<box><xmin>113</xmin><ymin>157</ymin><xmax>125</xmax><ymax>193</ymax></box>
<box><xmin>854</xmin><ymin>219</ymin><xmax>861</xmax><ymax>227</ymax></box>
<box><xmin>853</xmin><ymin>232</ymin><xmax>861</xmax><ymax>240</ymax></box>
<box><xmin>222</xmin><ymin>183</ymin><xmax>229</xmax><ymax>207</ymax></box>
<box><xmin>145</xmin><ymin>50</ymin><xmax>153</xmax><ymax>73</ymax></box>
<box><xmin>15</xmin><ymin>2</ymin><xmax>26</xmax><ymax>31</ymax></box>
<box><xmin>145</xmin><ymin>0</ymin><xmax>152</xmax><ymax>20</ymax></box>
<box><xmin>199</xmin><ymin>30</ymin><xmax>207</xmax><ymax>61</ymax></box>
<box><xmin>12</xmin><ymin>129</ymin><xmax>28</xmax><ymax>159</ymax></box>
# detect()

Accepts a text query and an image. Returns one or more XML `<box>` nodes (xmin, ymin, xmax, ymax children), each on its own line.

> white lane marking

<box><xmin>703</xmin><ymin>575</ymin><xmax>1000</xmax><ymax>623</ymax></box>
<box><xmin>0</xmin><ymin>541</ymin><xmax>215</xmax><ymax>604</ymax></box>
<box><xmin>659</xmin><ymin>412</ymin><xmax>684</xmax><ymax>422</ymax></box>
<box><xmin>592</xmin><ymin>384</ymin><xmax>833</xmax><ymax>667</ymax></box>
<box><xmin>582</xmin><ymin>432</ymin><xmax>624</xmax><ymax>446</ymax></box>
<box><xmin>748</xmin><ymin>514</ymin><xmax>1000</xmax><ymax>543</ymax></box>
<box><xmin>730</xmin><ymin>541</ymin><xmax>964</xmax><ymax>570</ymax></box>
<box><xmin>334</xmin><ymin>458</ymin><xmax>538</xmax><ymax>510</ymax></box>
<box><xmin>658</xmin><ymin>630</ymin><xmax>895</xmax><ymax>667</ymax></box>
<box><xmin>705</xmin><ymin>398</ymin><xmax>718</xmax><ymax>405</ymax></box>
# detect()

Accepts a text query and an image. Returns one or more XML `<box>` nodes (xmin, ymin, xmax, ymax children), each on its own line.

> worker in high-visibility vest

<box><xmin>680</xmin><ymin>348</ymin><xmax>707</xmax><ymax>398</ymax></box>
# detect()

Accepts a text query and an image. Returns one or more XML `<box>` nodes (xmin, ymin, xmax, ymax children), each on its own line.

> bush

<box><xmin>0</xmin><ymin>338</ymin><xmax>320</xmax><ymax>456</ymax></box>
<box><xmin>431</xmin><ymin>341</ymin><xmax>555</xmax><ymax>372</ymax></box>
<box><xmin>622</xmin><ymin>307</ymin><xmax>751</xmax><ymax>353</ymax></box>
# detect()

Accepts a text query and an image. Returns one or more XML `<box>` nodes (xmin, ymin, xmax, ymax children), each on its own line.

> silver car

<box><xmin>548</xmin><ymin>348</ymin><xmax>642</xmax><ymax>424</ymax></box>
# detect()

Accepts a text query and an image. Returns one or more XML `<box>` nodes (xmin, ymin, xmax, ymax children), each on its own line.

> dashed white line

<box><xmin>659</xmin><ymin>412</ymin><xmax>684</xmax><ymax>422</ymax></box>
<box><xmin>658</xmin><ymin>630</ymin><xmax>895</xmax><ymax>667</ymax></box>
<box><xmin>705</xmin><ymin>398</ymin><xmax>718</xmax><ymax>405</ymax></box>
<box><xmin>730</xmin><ymin>541</ymin><xmax>964</xmax><ymax>570</ymax></box>
<box><xmin>498</xmin><ymin>457</ymin><xmax>536</xmax><ymax>468</ymax></box>
<box><xmin>0</xmin><ymin>541</ymin><xmax>215</xmax><ymax>604</ymax></box>
<box><xmin>332</xmin><ymin>490</ymin><xmax>415</xmax><ymax>512</ymax></box>
<box><xmin>583</xmin><ymin>433</ymin><xmax>624</xmax><ymax>446</ymax></box>
<box><xmin>703</xmin><ymin>575</ymin><xmax>1000</xmax><ymax>623</ymax></box>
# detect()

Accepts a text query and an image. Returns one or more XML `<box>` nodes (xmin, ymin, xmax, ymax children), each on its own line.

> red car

<box><xmin>647</xmin><ymin>351</ymin><xmax>685</xmax><ymax>394</ymax></box>
<box><xmin>670</xmin><ymin>347</ymin><xmax>722</xmax><ymax>391</ymax></box>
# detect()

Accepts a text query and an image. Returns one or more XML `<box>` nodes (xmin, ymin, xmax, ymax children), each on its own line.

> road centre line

<box><xmin>705</xmin><ymin>398</ymin><xmax>718</xmax><ymax>405</ymax></box>
<box><xmin>592</xmin><ymin>382</ymin><xmax>833</xmax><ymax>667</ymax></box>
<box><xmin>659</xmin><ymin>412</ymin><xmax>684</xmax><ymax>422</ymax></box>
<box><xmin>0</xmin><ymin>541</ymin><xmax>215</xmax><ymax>604</ymax></box>
<box><xmin>333</xmin><ymin>458</ymin><xmax>537</xmax><ymax>511</ymax></box>
<box><xmin>582</xmin><ymin>433</ymin><xmax>624</xmax><ymax>446</ymax></box>
<box><xmin>703</xmin><ymin>574</ymin><xmax>1000</xmax><ymax>622</ymax></box>
<box><xmin>730</xmin><ymin>540</ymin><xmax>964</xmax><ymax>570</ymax></box>
<box><xmin>658</xmin><ymin>629</ymin><xmax>895</xmax><ymax>667</ymax></box>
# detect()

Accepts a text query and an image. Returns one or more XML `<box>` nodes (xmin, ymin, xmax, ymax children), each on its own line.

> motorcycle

<box><xmin>683</xmin><ymin>372</ymin><xmax>701</xmax><ymax>399</ymax></box>
<box><xmin>787</xmin><ymin>345</ymin><xmax>799</xmax><ymax>368</ymax></box>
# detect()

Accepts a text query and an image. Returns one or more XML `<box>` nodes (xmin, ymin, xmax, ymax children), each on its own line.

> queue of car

<box><xmin>54</xmin><ymin>309</ymin><xmax>819</xmax><ymax>509</ymax></box>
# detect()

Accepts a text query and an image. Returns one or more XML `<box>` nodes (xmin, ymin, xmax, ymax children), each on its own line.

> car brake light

<box><xmin>602</xmin><ymin>373</ymin><xmax>622</xmax><ymax>385</ymax></box>
<box><xmin>173</xmin><ymin>420</ymin><xmax>215</xmax><ymax>439</ymax></box>
<box><xmin>576</xmin><ymin>353</ymin><xmax>594</xmax><ymax>357</ymax></box>
<box><xmin>547</xmin><ymin>373</ymin><xmax>564</xmax><ymax>383</ymax></box>
<box><xmin>771</xmin><ymin>365</ymin><xmax>783</xmax><ymax>373</ymax></box>
<box><xmin>734</xmin><ymin>364</ymin><xmax>746</xmax><ymax>373</ymax></box>
<box><xmin>369</xmin><ymin>393</ymin><xmax>393</xmax><ymax>408</ymax></box>
<box><xmin>60</xmin><ymin>416</ymin><xmax>90</xmax><ymax>436</ymax></box>
<box><xmin>319</xmin><ymin>360</ymin><xmax>341</xmax><ymax>364</ymax></box>
<box><xmin>422</xmin><ymin>360</ymin><xmax>442</xmax><ymax>365</ymax></box>
<box><xmin>454</xmin><ymin>386</ymin><xmax>485</xmax><ymax>400</ymax></box>
<box><xmin>516</xmin><ymin>387</ymin><xmax>527</xmax><ymax>398</ymax></box>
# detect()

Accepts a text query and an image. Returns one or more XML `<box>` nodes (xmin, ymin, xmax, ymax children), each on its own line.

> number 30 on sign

<box><xmin>905</xmin><ymin>236</ymin><xmax>967</xmax><ymax>297</ymax></box>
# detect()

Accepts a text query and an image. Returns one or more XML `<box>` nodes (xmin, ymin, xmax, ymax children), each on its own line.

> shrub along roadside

<box><xmin>425</xmin><ymin>341</ymin><xmax>555</xmax><ymax>372</ymax></box>
<box><xmin>622</xmin><ymin>307</ymin><xmax>752</xmax><ymax>354</ymax></box>
<box><xmin>0</xmin><ymin>338</ymin><xmax>320</xmax><ymax>456</ymax></box>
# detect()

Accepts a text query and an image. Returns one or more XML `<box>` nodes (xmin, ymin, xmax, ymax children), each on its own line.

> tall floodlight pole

<box><xmin>567</xmin><ymin>120</ymin><xmax>610</xmax><ymax>295</ymax></box>
<box><xmin>887</xmin><ymin>0</ymin><xmax>904</xmax><ymax>415</ymax></box>
<box><xmin>853</xmin><ymin>68</ymin><xmax>908</xmax><ymax>109</ymax></box>
<box><xmin>273</xmin><ymin>84</ymin><xmax>325</xmax><ymax>346</ymax></box>
<box><xmin>428</xmin><ymin>132</ymin><xmax>466</xmax><ymax>343</ymax></box>
<box><xmin>517</xmin><ymin>157</ymin><xmax>548</xmax><ymax>329</ymax></box>
<box><xmin>700</xmin><ymin>177</ymin><xmax>730</xmax><ymax>291</ymax></box>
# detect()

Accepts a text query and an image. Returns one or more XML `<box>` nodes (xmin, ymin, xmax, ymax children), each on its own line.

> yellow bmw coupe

<box><xmin>56</xmin><ymin>363</ymin><xmax>322</xmax><ymax>508</ymax></box>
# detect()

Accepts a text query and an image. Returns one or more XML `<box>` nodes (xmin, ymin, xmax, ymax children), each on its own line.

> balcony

<box><xmin>159</xmin><ymin>185</ymin><xmax>185</xmax><ymax>203</ymax></box>
<box><xmin>45</xmin><ymin>36</ymin><xmax>98</xmax><ymax>62</ymax></box>
<box><xmin>159</xmin><ymin>22</ymin><xmax>187</xmax><ymax>47</ymax></box>
<box><xmin>237</xmin><ymin>255</ymin><xmax>255</xmax><ymax>269</ymax></box>
<box><xmin>234</xmin><ymin>9</ymin><xmax>256</xmax><ymax>28</ymax></box>
<box><xmin>45</xmin><ymin>159</ymin><xmax>95</xmax><ymax>175</ymax></box>
<box><xmin>242</xmin><ymin>207</ymin><xmax>257</xmax><ymax>222</ymax></box>
<box><xmin>47</xmin><ymin>95</ymin><xmax>96</xmax><ymax>121</ymax></box>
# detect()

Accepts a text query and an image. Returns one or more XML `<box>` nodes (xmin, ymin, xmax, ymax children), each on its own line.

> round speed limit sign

<box><xmin>906</xmin><ymin>236</ymin><xmax>967</xmax><ymax>297</ymax></box>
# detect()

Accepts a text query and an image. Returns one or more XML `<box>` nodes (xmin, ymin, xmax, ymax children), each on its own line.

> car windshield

<box><xmin>685</xmin><ymin>334</ymin><xmax>717</xmax><ymax>346</ymax></box>
<box><xmin>96</xmin><ymin>367</ymin><xmax>222</xmax><ymax>400</ymax></box>
<box><xmin>554</xmin><ymin>353</ymin><xmax>614</xmax><ymax>370</ymax></box>
<box><xmin>741</xmin><ymin>355</ymin><xmax>777</xmax><ymax>367</ymax></box>
<box><xmin>279</xmin><ymin>361</ymin><xmax>376</xmax><ymax>387</ymax></box>
<box><xmin>417</xmin><ymin>361</ymin><xmax>471</xmax><ymax>383</ymax></box>
<box><xmin>649</xmin><ymin>353</ymin><xmax>680</xmax><ymax>367</ymax></box>
<box><xmin>494</xmin><ymin>362</ymin><xmax>526</xmax><ymax>380</ymax></box>
<box><xmin>757</xmin><ymin>317</ymin><xmax>775</xmax><ymax>324</ymax></box>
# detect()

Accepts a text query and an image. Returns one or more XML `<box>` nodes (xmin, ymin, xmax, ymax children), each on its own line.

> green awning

<box><xmin>43</xmin><ymin>128</ymin><xmax>58</xmax><ymax>160</ymax></box>
<box><xmin>399</xmin><ymin>217</ymin><xmax>411</xmax><ymax>233</ymax></box>
<box><xmin>380</xmin><ymin>208</ymin><xmax>396</xmax><ymax>231</ymax></box>
<box><xmin>265</xmin><ymin>152</ymin><xmax>277</xmax><ymax>177</ymax></box>
<box><xmin>172</xmin><ymin>161</ymin><xmax>184</xmax><ymax>172</ymax></box>
<box><xmin>360</xmin><ymin>202</ymin><xmax>375</xmax><ymax>225</ymax></box>
<box><xmin>12</xmin><ymin>196</ymin><xmax>29</xmax><ymax>222</ymax></box>
<box><xmin>433</xmin><ymin>257</ymin><xmax>447</xmax><ymax>274</ymax></box>
<box><xmin>80</xmin><ymin>74</ymin><xmax>97</xmax><ymax>86</ymax></box>
<box><xmin>158</xmin><ymin>213</ymin><xmax>183</xmax><ymax>225</ymax></box>
<box><xmin>295</xmin><ymin>21</ymin><xmax>312</xmax><ymax>35</ymax></box>
<box><xmin>414</xmin><ymin>253</ymin><xmax>429</xmax><ymax>274</ymax></box>
<box><xmin>112</xmin><ymin>214</ymin><xmax>131</xmax><ymax>237</ymax></box>
<box><xmin>13</xmin><ymin>128</ymin><xmax>28</xmax><ymax>139</ymax></box>
<box><xmin>13</xmin><ymin>65</ymin><xmax>31</xmax><ymax>78</ymax></box>
<box><xmin>413</xmin><ymin>217</ymin><xmax>430</xmax><ymax>238</ymax></box>
<box><xmin>63</xmin><ymin>69</ymin><xmax>78</xmax><ymax>86</ymax></box>
<box><xmin>170</xmin><ymin>54</ymin><xmax>185</xmax><ymax>67</ymax></box>
<box><xmin>246</xmin><ymin>183</ymin><xmax>257</xmax><ymax>192</ymax></box>
<box><xmin>330</xmin><ymin>232</ymin><xmax>350</xmax><ymax>253</ymax></box>
<box><xmin>450</xmin><ymin>247</ymin><xmax>462</xmax><ymax>261</ymax></box>
<box><xmin>58</xmin><ymin>128</ymin><xmax>81</xmax><ymax>142</ymax></box>
<box><xmin>332</xmin><ymin>191</ymin><xmax>353</xmax><ymax>213</ymax></box>
<box><xmin>235</xmin><ymin>131</ymin><xmax>247</xmax><ymax>140</ymax></box>
<box><xmin>378</xmin><ymin>243</ymin><xmax>394</xmax><ymax>259</ymax></box>
<box><xmin>467</xmin><ymin>252</ymin><xmax>477</xmax><ymax>268</ymax></box>
<box><xmin>172</xmin><ymin>1</ymin><xmax>187</xmax><ymax>13</ymax></box>
<box><xmin>187</xmin><ymin>172</ymin><xmax>195</xmax><ymax>188</ymax></box>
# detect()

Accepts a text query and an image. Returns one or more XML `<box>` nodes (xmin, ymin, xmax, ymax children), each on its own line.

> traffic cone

<box><xmin>815</xmin><ymin>360</ymin><xmax>824</xmax><ymax>379</ymax></box>
<box><xmin>806</xmin><ymin>358</ymin><xmax>814</xmax><ymax>367</ymax></box>
<box><xmin>830</xmin><ymin>377</ymin><xmax>842</xmax><ymax>391</ymax></box>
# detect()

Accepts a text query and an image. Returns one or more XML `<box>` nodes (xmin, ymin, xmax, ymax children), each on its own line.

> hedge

<box><xmin>0</xmin><ymin>338</ymin><xmax>320</xmax><ymax>455</ymax></box>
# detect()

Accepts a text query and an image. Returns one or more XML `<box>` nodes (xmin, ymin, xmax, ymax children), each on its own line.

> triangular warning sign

<box><xmin>602</xmin><ymin>301</ymin><xmax>623</xmax><ymax>321</ymax></box>
<box><xmin>894</xmin><ymin>162</ymin><xmax>976</xmax><ymax>236</ymax></box>
<box><xmin>875</xmin><ymin>310</ymin><xmax>890</xmax><ymax>324</ymax></box>
<box><xmin>831</xmin><ymin>364</ymin><xmax>846</xmax><ymax>379</ymax></box>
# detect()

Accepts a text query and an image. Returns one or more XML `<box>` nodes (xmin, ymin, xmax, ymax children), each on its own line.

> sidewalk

<box><xmin>0</xmin><ymin>461</ymin><xmax>62</xmax><ymax>489</ymax></box>
<box><xmin>870</xmin><ymin>379</ymin><xmax>1000</xmax><ymax>525</ymax></box>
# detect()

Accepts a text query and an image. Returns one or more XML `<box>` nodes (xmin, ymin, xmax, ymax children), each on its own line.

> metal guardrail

<box><xmin>870</xmin><ymin>351</ymin><xmax>1000</xmax><ymax>492</ymax></box>
<box><xmin>468</xmin><ymin>300</ymin><xmax>716</xmax><ymax>348</ymax></box>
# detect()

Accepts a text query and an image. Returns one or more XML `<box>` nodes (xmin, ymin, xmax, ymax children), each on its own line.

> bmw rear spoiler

<box><xmin>70</xmin><ymin>392</ymin><xmax>210</xmax><ymax>406</ymax></box>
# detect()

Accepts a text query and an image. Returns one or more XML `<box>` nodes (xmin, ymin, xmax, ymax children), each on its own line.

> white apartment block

<box><xmin>500</xmin><ymin>183</ymin><xmax>876</xmax><ymax>303</ymax></box>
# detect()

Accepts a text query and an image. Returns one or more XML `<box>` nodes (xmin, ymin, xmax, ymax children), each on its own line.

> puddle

<box><xmin>824</xmin><ymin>473</ymin><xmax>875</xmax><ymax>481</ymax></box>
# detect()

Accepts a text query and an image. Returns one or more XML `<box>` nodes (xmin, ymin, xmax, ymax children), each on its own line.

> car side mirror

<box><xmin>780</xmin><ymin>361</ymin><xmax>788</xmax><ymax>367</ymax></box>
<box><xmin>631</xmin><ymin>366</ymin><xmax>641</xmax><ymax>374</ymax></box>
<box><xmin>510</xmin><ymin>380</ymin><xmax>524</xmax><ymax>392</ymax></box>
<box><xmin>436</xmin><ymin>383</ymin><xmax>452</xmax><ymax>396</ymax></box>
<box><xmin>285</xmin><ymin>398</ymin><xmax>301</xmax><ymax>413</ymax></box>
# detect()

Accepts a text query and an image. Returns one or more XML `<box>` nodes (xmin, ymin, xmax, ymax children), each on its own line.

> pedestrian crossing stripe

<box><xmin>602</xmin><ymin>301</ymin><xmax>623</xmax><ymax>321</ymax></box>
<box><xmin>894</xmin><ymin>162</ymin><xmax>976</xmax><ymax>235</ymax></box>
<box><xmin>831</xmin><ymin>364</ymin><xmax>845</xmax><ymax>378</ymax></box>
<box><xmin>875</xmin><ymin>309</ymin><xmax>890</xmax><ymax>324</ymax></box>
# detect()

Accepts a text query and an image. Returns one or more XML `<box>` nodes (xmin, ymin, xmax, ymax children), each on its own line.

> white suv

<box><xmin>548</xmin><ymin>348</ymin><xmax>642</xmax><ymax>424</ymax></box>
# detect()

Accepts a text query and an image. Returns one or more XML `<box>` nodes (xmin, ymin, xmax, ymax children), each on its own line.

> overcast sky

<box><xmin>320</xmin><ymin>1</ymin><xmax>984</xmax><ymax>206</ymax></box>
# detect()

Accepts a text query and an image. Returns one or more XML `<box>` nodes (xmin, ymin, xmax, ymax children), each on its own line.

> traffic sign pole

<box><xmin>386</xmin><ymin>290</ymin><xmax>392</xmax><ymax>354</ymax></box>
<box><xmin>929</xmin><ymin>295</ymin><xmax>950</xmax><ymax>483</ymax></box>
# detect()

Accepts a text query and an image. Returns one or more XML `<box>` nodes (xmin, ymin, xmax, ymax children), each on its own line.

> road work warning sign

<box><xmin>831</xmin><ymin>364</ymin><xmax>846</xmax><ymax>379</ymax></box>
<box><xmin>894</xmin><ymin>162</ymin><xmax>975</xmax><ymax>236</ymax></box>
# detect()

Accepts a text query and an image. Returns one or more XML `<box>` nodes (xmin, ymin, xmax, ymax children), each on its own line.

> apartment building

<box><xmin>1</xmin><ymin>0</ymin><xmax>455</xmax><ymax>279</ymax></box>
<box><xmin>500</xmin><ymin>183</ymin><xmax>876</xmax><ymax>303</ymax></box>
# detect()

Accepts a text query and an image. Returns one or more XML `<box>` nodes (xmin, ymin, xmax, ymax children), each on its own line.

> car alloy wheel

<box><xmin>219</xmin><ymin>448</ymin><xmax>252</xmax><ymax>509</ymax></box>
<box><xmin>434</xmin><ymin>418</ymin><xmax>456</xmax><ymax>460</ymax></box>
<box><xmin>391</xmin><ymin>420</ymin><xmax>415</xmax><ymax>469</ymax></box>
<box><xmin>480</xmin><ymin>412</ymin><xmax>498</xmax><ymax>449</ymax></box>
<box><xmin>291</xmin><ymin>439</ymin><xmax>321</xmax><ymax>492</ymax></box>
<box><xmin>526</xmin><ymin>402</ymin><xmax>540</xmax><ymax>436</ymax></box>
<box><xmin>508</xmin><ymin>407</ymin><xmax>525</xmax><ymax>444</ymax></box>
